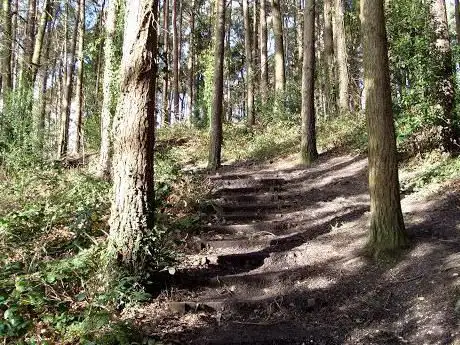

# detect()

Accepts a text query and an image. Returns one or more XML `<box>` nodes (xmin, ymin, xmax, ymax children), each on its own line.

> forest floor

<box><xmin>135</xmin><ymin>151</ymin><xmax>460</xmax><ymax>345</ymax></box>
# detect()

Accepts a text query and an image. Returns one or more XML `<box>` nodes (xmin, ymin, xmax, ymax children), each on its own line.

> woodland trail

<box><xmin>139</xmin><ymin>153</ymin><xmax>460</xmax><ymax>345</ymax></box>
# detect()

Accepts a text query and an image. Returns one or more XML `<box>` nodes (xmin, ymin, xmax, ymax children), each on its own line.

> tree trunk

<box><xmin>323</xmin><ymin>0</ymin><xmax>336</xmax><ymax>116</ymax></box>
<box><xmin>58</xmin><ymin>1</ymin><xmax>79</xmax><ymax>158</ymax></box>
<box><xmin>334</xmin><ymin>0</ymin><xmax>349</xmax><ymax>113</ymax></box>
<box><xmin>1</xmin><ymin>0</ymin><xmax>12</xmax><ymax>93</ymax></box>
<box><xmin>30</xmin><ymin>0</ymin><xmax>51</xmax><ymax>85</ymax></box>
<box><xmin>225</xmin><ymin>0</ymin><xmax>232</xmax><ymax>122</ymax></box>
<box><xmin>172</xmin><ymin>0</ymin><xmax>180</xmax><ymax>121</ymax></box>
<box><xmin>186</xmin><ymin>0</ymin><xmax>195</xmax><ymax>123</ymax></box>
<box><xmin>260</xmin><ymin>0</ymin><xmax>268</xmax><ymax>100</ymax></box>
<box><xmin>455</xmin><ymin>0</ymin><xmax>460</xmax><ymax>44</ymax></box>
<box><xmin>98</xmin><ymin>0</ymin><xmax>118</xmax><ymax>179</ymax></box>
<box><xmin>208</xmin><ymin>0</ymin><xmax>226</xmax><ymax>171</ymax></box>
<box><xmin>361</xmin><ymin>0</ymin><xmax>408</xmax><ymax>254</ymax></box>
<box><xmin>109</xmin><ymin>0</ymin><xmax>159</xmax><ymax>270</ymax></box>
<box><xmin>431</xmin><ymin>0</ymin><xmax>456</xmax><ymax>150</ymax></box>
<box><xmin>296</xmin><ymin>0</ymin><xmax>303</xmax><ymax>67</ymax></box>
<box><xmin>11</xmin><ymin>0</ymin><xmax>18</xmax><ymax>88</ymax></box>
<box><xmin>74</xmin><ymin>0</ymin><xmax>85</xmax><ymax>154</ymax></box>
<box><xmin>162</xmin><ymin>0</ymin><xmax>170</xmax><ymax>125</ymax></box>
<box><xmin>271</xmin><ymin>0</ymin><xmax>286</xmax><ymax>93</ymax></box>
<box><xmin>21</xmin><ymin>0</ymin><xmax>36</xmax><ymax>88</ymax></box>
<box><xmin>300</xmin><ymin>0</ymin><xmax>317</xmax><ymax>165</ymax></box>
<box><xmin>243</xmin><ymin>0</ymin><xmax>255</xmax><ymax>125</ymax></box>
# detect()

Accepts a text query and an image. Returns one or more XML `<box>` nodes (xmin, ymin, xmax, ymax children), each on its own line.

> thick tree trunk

<box><xmin>74</xmin><ymin>0</ymin><xmax>85</xmax><ymax>154</ymax></box>
<box><xmin>361</xmin><ymin>0</ymin><xmax>408</xmax><ymax>254</ymax></box>
<box><xmin>334</xmin><ymin>0</ymin><xmax>349</xmax><ymax>113</ymax></box>
<box><xmin>187</xmin><ymin>0</ymin><xmax>195</xmax><ymax>123</ymax></box>
<box><xmin>243</xmin><ymin>0</ymin><xmax>255</xmax><ymax>125</ymax></box>
<box><xmin>172</xmin><ymin>0</ymin><xmax>180</xmax><ymax>121</ymax></box>
<box><xmin>260</xmin><ymin>0</ymin><xmax>268</xmax><ymax>99</ymax></box>
<box><xmin>98</xmin><ymin>0</ymin><xmax>118</xmax><ymax>179</ymax></box>
<box><xmin>225</xmin><ymin>0</ymin><xmax>232</xmax><ymax>122</ymax></box>
<box><xmin>323</xmin><ymin>0</ymin><xmax>336</xmax><ymax>116</ymax></box>
<box><xmin>455</xmin><ymin>0</ymin><xmax>460</xmax><ymax>44</ymax></box>
<box><xmin>162</xmin><ymin>0</ymin><xmax>170</xmax><ymax>125</ymax></box>
<box><xmin>300</xmin><ymin>0</ymin><xmax>317</xmax><ymax>165</ymax></box>
<box><xmin>208</xmin><ymin>0</ymin><xmax>226</xmax><ymax>171</ymax></box>
<box><xmin>58</xmin><ymin>2</ymin><xmax>79</xmax><ymax>158</ymax></box>
<box><xmin>109</xmin><ymin>0</ymin><xmax>159</xmax><ymax>270</ymax></box>
<box><xmin>271</xmin><ymin>0</ymin><xmax>286</xmax><ymax>93</ymax></box>
<box><xmin>1</xmin><ymin>0</ymin><xmax>12</xmax><ymax>94</ymax></box>
<box><xmin>431</xmin><ymin>0</ymin><xmax>456</xmax><ymax>150</ymax></box>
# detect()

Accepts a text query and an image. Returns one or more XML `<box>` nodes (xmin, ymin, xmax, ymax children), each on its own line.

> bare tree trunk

<box><xmin>243</xmin><ymin>0</ymin><xmax>255</xmax><ymax>125</ymax></box>
<box><xmin>21</xmin><ymin>0</ymin><xmax>36</xmax><ymax>88</ymax></box>
<box><xmin>334</xmin><ymin>0</ymin><xmax>349</xmax><ymax>113</ymax></box>
<box><xmin>300</xmin><ymin>0</ymin><xmax>317</xmax><ymax>165</ymax></box>
<box><xmin>260</xmin><ymin>0</ymin><xmax>268</xmax><ymax>99</ymax></box>
<box><xmin>1</xmin><ymin>0</ymin><xmax>12</xmax><ymax>94</ymax></box>
<box><xmin>253</xmin><ymin>0</ymin><xmax>259</xmax><ymax>98</ymax></box>
<box><xmin>172</xmin><ymin>0</ymin><xmax>180</xmax><ymax>121</ymax></box>
<box><xmin>109</xmin><ymin>0</ymin><xmax>159</xmax><ymax>270</ymax></box>
<box><xmin>323</xmin><ymin>0</ymin><xmax>336</xmax><ymax>116</ymax></box>
<box><xmin>455</xmin><ymin>0</ymin><xmax>460</xmax><ymax>44</ymax></box>
<box><xmin>208</xmin><ymin>0</ymin><xmax>226</xmax><ymax>171</ymax></box>
<box><xmin>30</xmin><ymin>0</ymin><xmax>51</xmax><ymax>84</ymax></box>
<box><xmin>361</xmin><ymin>0</ymin><xmax>408</xmax><ymax>254</ymax></box>
<box><xmin>225</xmin><ymin>0</ymin><xmax>232</xmax><ymax>122</ymax></box>
<box><xmin>431</xmin><ymin>0</ymin><xmax>456</xmax><ymax>150</ymax></box>
<box><xmin>95</xmin><ymin>0</ymin><xmax>106</xmax><ymax>103</ymax></box>
<box><xmin>162</xmin><ymin>0</ymin><xmax>170</xmax><ymax>125</ymax></box>
<box><xmin>58</xmin><ymin>1</ymin><xmax>79</xmax><ymax>158</ymax></box>
<box><xmin>296</xmin><ymin>0</ymin><xmax>304</xmax><ymax>67</ymax></box>
<box><xmin>11</xmin><ymin>0</ymin><xmax>18</xmax><ymax>88</ymax></box>
<box><xmin>271</xmin><ymin>0</ymin><xmax>286</xmax><ymax>93</ymax></box>
<box><xmin>74</xmin><ymin>0</ymin><xmax>85</xmax><ymax>154</ymax></box>
<box><xmin>187</xmin><ymin>0</ymin><xmax>195</xmax><ymax>123</ymax></box>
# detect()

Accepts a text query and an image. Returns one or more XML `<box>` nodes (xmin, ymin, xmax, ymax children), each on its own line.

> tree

<box><xmin>109</xmin><ymin>0</ymin><xmax>159</xmax><ymax>269</ymax></box>
<box><xmin>208</xmin><ymin>0</ymin><xmax>226</xmax><ymax>171</ymax></box>
<box><xmin>323</xmin><ymin>0</ymin><xmax>336</xmax><ymax>115</ymax></box>
<box><xmin>172</xmin><ymin>0</ymin><xmax>180</xmax><ymax>121</ymax></box>
<box><xmin>300</xmin><ymin>0</ymin><xmax>317</xmax><ymax>165</ymax></box>
<box><xmin>243</xmin><ymin>0</ymin><xmax>255</xmax><ymax>125</ymax></box>
<box><xmin>334</xmin><ymin>0</ymin><xmax>349</xmax><ymax>113</ymax></box>
<box><xmin>98</xmin><ymin>0</ymin><xmax>119</xmax><ymax>179</ymax></box>
<box><xmin>74</xmin><ymin>0</ymin><xmax>85</xmax><ymax>154</ymax></box>
<box><xmin>361</xmin><ymin>0</ymin><xmax>408</xmax><ymax>254</ymax></box>
<box><xmin>162</xmin><ymin>0</ymin><xmax>170</xmax><ymax>125</ymax></box>
<box><xmin>455</xmin><ymin>0</ymin><xmax>460</xmax><ymax>44</ymax></box>
<box><xmin>1</xmin><ymin>0</ymin><xmax>13</xmax><ymax>95</ymax></box>
<box><xmin>271</xmin><ymin>0</ymin><xmax>286</xmax><ymax>93</ymax></box>
<box><xmin>260</xmin><ymin>0</ymin><xmax>268</xmax><ymax>99</ymax></box>
<box><xmin>186</xmin><ymin>0</ymin><xmax>196</xmax><ymax>122</ymax></box>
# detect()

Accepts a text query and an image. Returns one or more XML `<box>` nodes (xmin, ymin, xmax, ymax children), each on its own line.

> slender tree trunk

<box><xmin>271</xmin><ymin>0</ymin><xmax>286</xmax><ymax>93</ymax></box>
<box><xmin>109</xmin><ymin>0</ymin><xmax>159</xmax><ymax>270</ymax></box>
<box><xmin>260</xmin><ymin>0</ymin><xmax>268</xmax><ymax>99</ymax></box>
<box><xmin>11</xmin><ymin>0</ymin><xmax>18</xmax><ymax>88</ymax></box>
<box><xmin>361</xmin><ymin>0</ymin><xmax>408</xmax><ymax>254</ymax></box>
<box><xmin>95</xmin><ymin>0</ymin><xmax>106</xmax><ymax>103</ymax></box>
<box><xmin>323</xmin><ymin>0</ymin><xmax>336</xmax><ymax>116</ymax></box>
<box><xmin>58</xmin><ymin>2</ymin><xmax>79</xmax><ymax>158</ymax></box>
<box><xmin>1</xmin><ymin>0</ymin><xmax>12</xmax><ymax>93</ymax></box>
<box><xmin>300</xmin><ymin>0</ymin><xmax>317</xmax><ymax>165</ymax></box>
<box><xmin>243</xmin><ymin>0</ymin><xmax>255</xmax><ymax>125</ymax></box>
<box><xmin>253</xmin><ymin>0</ymin><xmax>259</xmax><ymax>98</ymax></box>
<box><xmin>208</xmin><ymin>0</ymin><xmax>226</xmax><ymax>171</ymax></box>
<box><xmin>455</xmin><ymin>0</ymin><xmax>460</xmax><ymax>44</ymax></box>
<box><xmin>296</xmin><ymin>0</ymin><xmax>304</xmax><ymax>67</ymax></box>
<box><xmin>431</xmin><ymin>0</ymin><xmax>456</xmax><ymax>150</ymax></box>
<box><xmin>334</xmin><ymin>0</ymin><xmax>349</xmax><ymax>113</ymax></box>
<box><xmin>225</xmin><ymin>0</ymin><xmax>232</xmax><ymax>122</ymax></box>
<box><xmin>162</xmin><ymin>0</ymin><xmax>170</xmax><ymax>125</ymax></box>
<box><xmin>187</xmin><ymin>0</ymin><xmax>195</xmax><ymax>123</ymax></box>
<box><xmin>21</xmin><ymin>0</ymin><xmax>37</xmax><ymax>88</ymax></box>
<box><xmin>74</xmin><ymin>0</ymin><xmax>85</xmax><ymax>154</ymax></box>
<box><xmin>172</xmin><ymin>0</ymin><xmax>180</xmax><ymax>121</ymax></box>
<box><xmin>30</xmin><ymin>0</ymin><xmax>51</xmax><ymax>85</ymax></box>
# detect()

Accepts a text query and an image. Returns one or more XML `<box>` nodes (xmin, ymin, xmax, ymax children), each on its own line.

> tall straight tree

<box><xmin>1</xmin><ymin>0</ymin><xmax>13</xmax><ymax>94</ymax></box>
<box><xmin>186</xmin><ymin>0</ymin><xmax>195</xmax><ymax>122</ymax></box>
<box><xmin>271</xmin><ymin>0</ymin><xmax>286</xmax><ymax>93</ymax></box>
<box><xmin>98</xmin><ymin>0</ymin><xmax>118</xmax><ymax>179</ymax></box>
<box><xmin>162</xmin><ymin>0</ymin><xmax>170</xmax><ymax>125</ymax></box>
<box><xmin>260</xmin><ymin>0</ymin><xmax>268</xmax><ymax>99</ymax></box>
<box><xmin>109</xmin><ymin>0</ymin><xmax>159</xmax><ymax>269</ymax></box>
<box><xmin>21</xmin><ymin>0</ymin><xmax>37</xmax><ymax>87</ymax></box>
<box><xmin>334</xmin><ymin>0</ymin><xmax>349</xmax><ymax>113</ymax></box>
<box><xmin>361</xmin><ymin>0</ymin><xmax>408</xmax><ymax>254</ymax></box>
<box><xmin>74</xmin><ymin>0</ymin><xmax>85</xmax><ymax>154</ymax></box>
<box><xmin>455</xmin><ymin>0</ymin><xmax>460</xmax><ymax>44</ymax></box>
<box><xmin>172</xmin><ymin>0</ymin><xmax>180</xmax><ymax>121</ymax></box>
<box><xmin>208</xmin><ymin>0</ymin><xmax>226</xmax><ymax>170</ymax></box>
<box><xmin>243</xmin><ymin>0</ymin><xmax>255</xmax><ymax>125</ymax></box>
<box><xmin>300</xmin><ymin>0</ymin><xmax>317</xmax><ymax>164</ymax></box>
<box><xmin>431</xmin><ymin>0</ymin><xmax>456</xmax><ymax>150</ymax></box>
<box><xmin>323</xmin><ymin>0</ymin><xmax>336</xmax><ymax>115</ymax></box>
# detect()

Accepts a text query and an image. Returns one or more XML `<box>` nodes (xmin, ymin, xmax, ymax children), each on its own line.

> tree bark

<box><xmin>296</xmin><ymin>0</ymin><xmax>303</xmax><ymax>66</ymax></box>
<box><xmin>172</xmin><ymin>0</ymin><xmax>180</xmax><ymax>121</ymax></box>
<box><xmin>109</xmin><ymin>0</ymin><xmax>159</xmax><ymax>270</ymax></box>
<box><xmin>30</xmin><ymin>0</ymin><xmax>51</xmax><ymax>85</ymax></box>
<box><xmin>323</xmin><ymin>0</ymin><xmax>336</xmax><ymax>116</ymax></box>
<box><xmin>74</xmin><ymin>0</ymin><xmax>85</xmax><ymax>154</ymax></box>
<box><xmin>1</xmin><ymin>0</ymin><xmax>12</xmax><ymax>93</ymax></box>
<box><xmin>361</xmin><ymin>0</ymin><xmax>408</xmax><ymax>254</ymax></box>
<box><xmin>431</xmin><ymin>0</ymin><xmax>456</xmax><ymax>150</ymax></box>
<box><xmin>455</xmin><ymin>0</ymin><xmax>460</xmax><ymax>44</ymax></box>
<box><xmin>260</xmin><ymin>0</ymin><xmax>268</xmax><ymax>99</ymax></box>
<box><xmin>208</xmin><ymin>0</ymin><xmax>226</xmax><ymax>171</ymax></box>
<box><xmin>300</xmin><ymin>0</ymin><xmax>317</xmax><ymax>165</ymax></box>
<box><xmin>162</xmin><ymin>0</ymin><xmax>170</xmax><ymax>125</ymax></box>
<box><xmin>271</xmin><ymin>0</ymin><xmax>286</xmax><ymax>93</ymax></box>
<box><xmin>186</xmin><ymin>0</ymin><xmax>195</xmax><ymax>123</ymax></box>
<box><xmin>243</xmin><ymin>0</ymin><xmax>255</xmax><ymax>125</ymax></box>
<box><xmin>21</xmin><ymin>0</ymin><xmax>37</xmax><ymax>88</ymax></box>
<box><xmin>334</xmin><ymin>0</ymin><xmax>349</xmax><ymax>113</ymax></box>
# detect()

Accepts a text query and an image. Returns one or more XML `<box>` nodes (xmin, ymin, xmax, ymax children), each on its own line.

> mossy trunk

<box><xmin>361</xmin><ymin>0</ymin><xmax>408</xmax><ymax>255</ymax></box>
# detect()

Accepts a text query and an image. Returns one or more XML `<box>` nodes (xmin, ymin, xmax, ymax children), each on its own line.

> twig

<box><xmin>389</xmin><ymin>274</ymin><xmax>424</xmax><ymax>284</ymax></box>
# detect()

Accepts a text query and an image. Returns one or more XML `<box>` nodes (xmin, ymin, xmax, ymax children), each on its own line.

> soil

<box><xmin>134</xmin><ymin>153</ymin><xmax>460</xmax><ymax>345</ymax></box>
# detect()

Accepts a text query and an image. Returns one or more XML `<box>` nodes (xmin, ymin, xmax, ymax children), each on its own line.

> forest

<box><xmin>1</xmin><ymin>0</ymin><xmax>460</xmax><ymax>344</ymax></box>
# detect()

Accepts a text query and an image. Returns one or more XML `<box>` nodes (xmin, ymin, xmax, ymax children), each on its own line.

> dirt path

<box><xmin>137</xmin><ymin>154</ymin><xmax>460</xmax><ymax>345</ymax></box>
